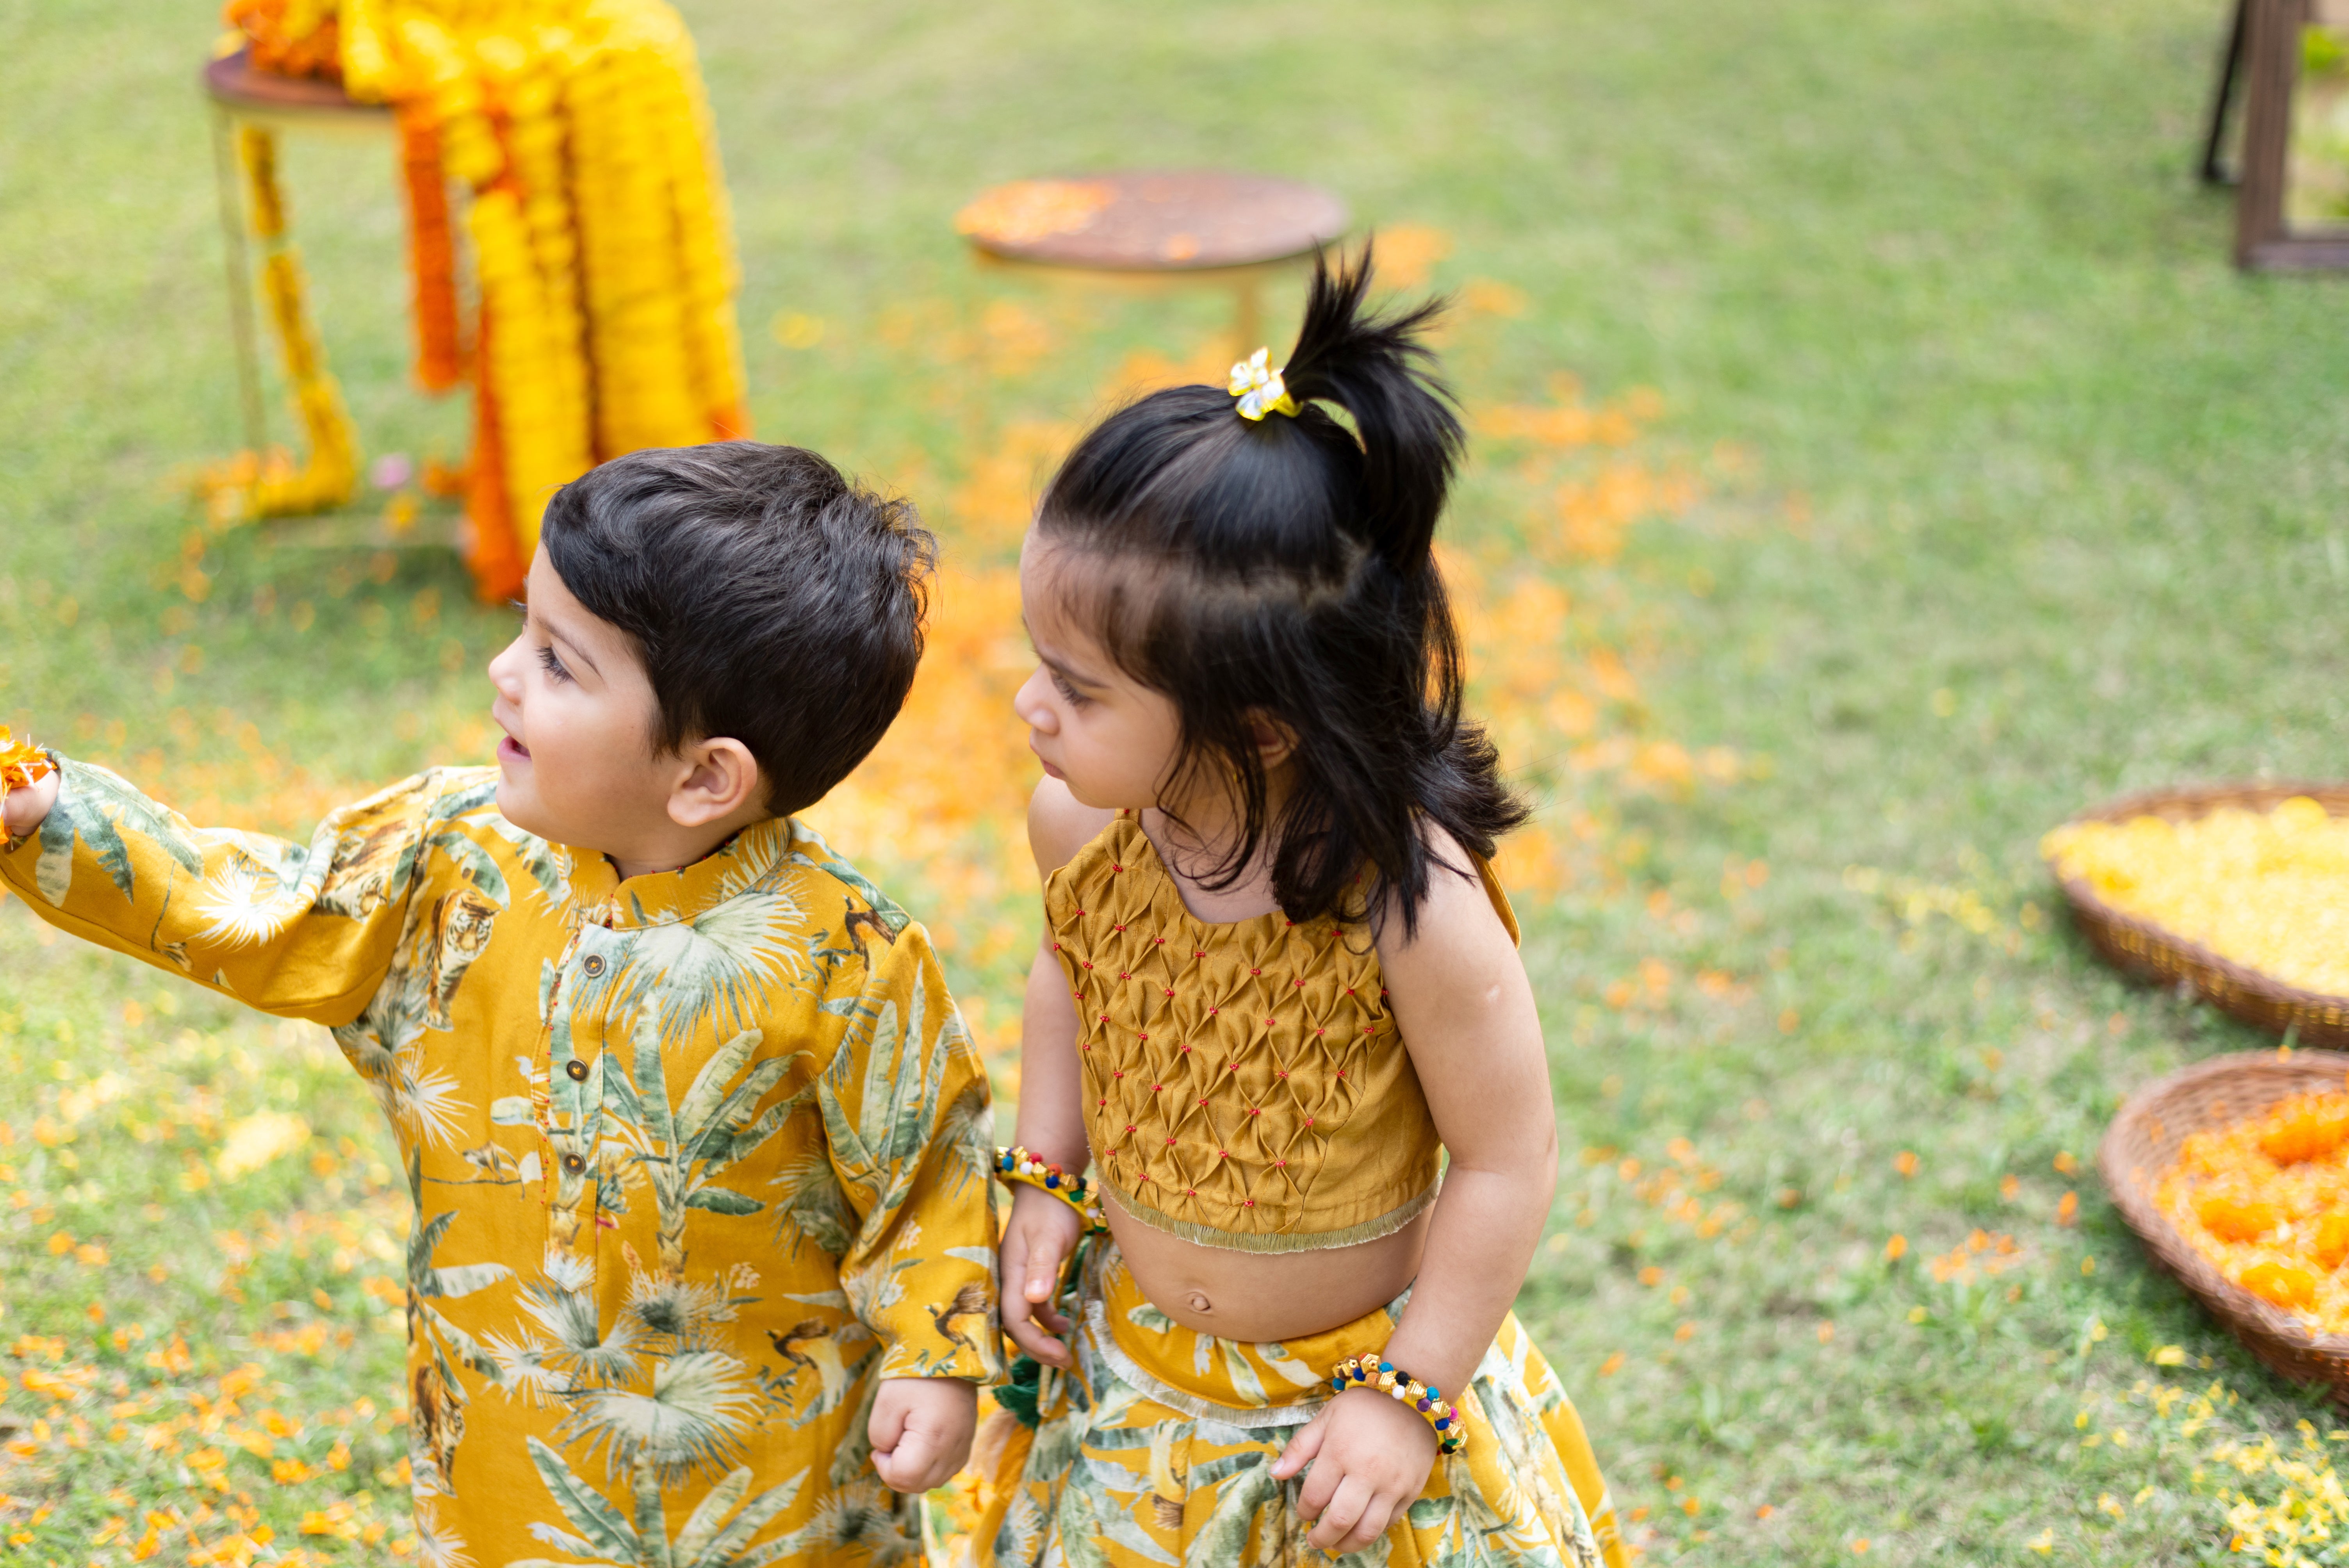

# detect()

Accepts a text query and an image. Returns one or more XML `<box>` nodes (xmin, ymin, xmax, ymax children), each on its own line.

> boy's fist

<box><xmin>999</xmin><ymin>1184</ymin><xmax>1084</xmax><ymax>1367</ymax></box>
<box><xmin>868</xmin><ymin>1376</ymin><xmax>976</xmax><ymax>1494</ymax></box>
<box><xmin>2</xmin><ymin>768</ymin><xmax>57</xmax><ymax>842</ymax></box>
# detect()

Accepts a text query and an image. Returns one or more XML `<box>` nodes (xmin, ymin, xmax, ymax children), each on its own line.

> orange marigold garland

<box><xmin>2158</xmin><ymin>1086</ymin><xmax>2349</xmax><ymax>1328</ymax></box>
<box><xmin>397</xmin><ymin>105</ymin><xmax>463</xmax><ymax>394</ymax></box>
<box><xmin>222</xmin><ymin>0</ymin><xmax>341</xmax><ymax>82</ymax></box>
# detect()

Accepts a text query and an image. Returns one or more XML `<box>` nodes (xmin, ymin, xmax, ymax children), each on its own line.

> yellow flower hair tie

<box><xmin>1228</xmin><ymin>347</ymin><xmax>1301</xmax><ymax>421</ymax></box>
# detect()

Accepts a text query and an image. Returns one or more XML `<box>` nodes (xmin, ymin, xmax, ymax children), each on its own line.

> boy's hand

<box><xmin>1</xmin><ymin>768</ymin><xmax>57</xmax><ymax>842</ymax></box>
<box><xmin>1271</xmin><ymin>1387</ymin><xmax>1439</xmax><ymax>1554</ymax></box>
<box><xmin>1000</xmin><ymin>1185</ymin><xmax>1084</xmax><ymax>1367</ymax></box>
<box><xmin>868</xmin><ymin>1376</ymin><xmax>976</xmax><ymax>1494</ymax></box>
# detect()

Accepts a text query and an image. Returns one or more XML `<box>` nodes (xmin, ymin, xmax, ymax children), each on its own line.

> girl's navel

<box><xmin>1186</xmin><ymin>1291</ymin><xmax>1213</xmax><ymax>1315</ymax></box>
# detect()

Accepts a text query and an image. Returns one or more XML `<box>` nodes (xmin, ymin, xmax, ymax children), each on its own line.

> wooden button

<box><xmin>565</xmin><ymin>1059</ymin><xmax>588</xmax><ymax>1082</ymax></box>
<box><xmin>581</xmin><ymin>953</ymin><xmax>606</xmax><ymax>978</ymax></box>
<box><xmin>561</xmin><ymin>1153</ymin><xmax>586</xmax><ymax>1174</ymax></box>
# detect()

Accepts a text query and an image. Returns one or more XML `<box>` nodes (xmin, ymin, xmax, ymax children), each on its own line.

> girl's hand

<box><xmin>999</xmin><ymin>1184</ymin><xmax>1085</xmax><ymax>1367</ymax></box>
<box><xmin>1271</xmin><ymin>1386</ymin><xmax>1440</xmax><ymax>1553</ymax></box>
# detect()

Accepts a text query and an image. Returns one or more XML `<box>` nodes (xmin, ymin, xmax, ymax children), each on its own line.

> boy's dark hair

<box><xmin>1035</xmin><ymin>243</ymin><xmax>1526</xmax><ymax>937</ymax></box>
<box><xmin>540</xmin><ymin>442</ymin><xmax>936</xmax><ymax>817</ymax></box>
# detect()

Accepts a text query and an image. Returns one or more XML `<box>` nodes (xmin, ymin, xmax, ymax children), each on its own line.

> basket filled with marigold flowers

<box><xmin>2103</xmin><ymin>1050</ymin><xmax>2349</xmax><ymax>1404</ymax></box>
<box><xmin>2042</xmin><ymin>783</ymin><xmax>2349</xmax><ymax>1047</ymax></box>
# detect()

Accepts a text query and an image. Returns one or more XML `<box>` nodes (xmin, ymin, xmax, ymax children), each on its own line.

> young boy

<box><xmin>0</xmin><ymin>443</ymin><xmax>1003</xmax><ymax>1564</ymax></box>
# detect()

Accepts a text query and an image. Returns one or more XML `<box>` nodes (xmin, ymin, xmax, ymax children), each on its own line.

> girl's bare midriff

<box><xmin>1105</xmin><ymin>1188</ymin><xmax>1432</xmax><ymax>1343</ymax></box>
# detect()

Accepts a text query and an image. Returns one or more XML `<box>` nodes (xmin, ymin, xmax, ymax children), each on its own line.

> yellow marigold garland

<box><xmin>222</xmin><ymin>0</ymin><xmax>751</xmax><ymax>598</ymax></box>
<box><xmin>194</xmin><ymin>125</ymin><xmax>363</xmax><ymax>526</ymax></box>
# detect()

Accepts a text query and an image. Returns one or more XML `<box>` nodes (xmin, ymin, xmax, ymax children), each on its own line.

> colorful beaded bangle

<box><xmin>1329</xmin><ymin>1354</ymin><xmax>1467</xmax><ymax>1456</ymax></box>
<box><xmin>994</xmin><ymin>1146</ymin><xmax>1103</xmax><ymax>1229</ymax></box>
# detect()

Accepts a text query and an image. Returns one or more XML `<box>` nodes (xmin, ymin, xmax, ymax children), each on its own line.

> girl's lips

<box><xmin>1028</xmin><ymin>742</ymin><xmax>1062</xmax><ymax>780</ymax></box>
<box><xmin>498</xmin><ymin>735</ymin><xmax>531</xmax><ymax>765</ymax></box>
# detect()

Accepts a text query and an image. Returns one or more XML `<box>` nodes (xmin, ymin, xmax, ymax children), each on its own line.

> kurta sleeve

<box><xmin>814</xmin><ymin>918</ymin><xmax>1007</xmax><ymax>1384</ymax></box>
<box><xmin>0</xmin><ymin>756</ymin><xmax>474</xmax><ymax>1026</ymax></box>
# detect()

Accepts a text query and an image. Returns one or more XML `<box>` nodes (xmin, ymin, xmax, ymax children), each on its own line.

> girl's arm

<box><xmin>1369</xmin><ymin>838</ymin><xmax>1558</xmax><ymax>1396</ymax></box>
<box><xmin>999</xmin><ymin>779</ymin><xmax>1115</xmax><ymax>1366</ymax></box>
<box><xmin>1276</xmin><ymin>831</ymin><xmax>1558</xmax><ymax>1552</ymax></box>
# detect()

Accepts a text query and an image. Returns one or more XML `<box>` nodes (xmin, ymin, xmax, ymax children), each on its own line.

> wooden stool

<box><xmin>202</xmin><ymin>48</ymin><xmax>389</xmax><ymax>455</ymax></box>
<box><xmin>957</xmin><ymin>170</ymin><xmax>1348</xmax><ymax>355</ymax></box>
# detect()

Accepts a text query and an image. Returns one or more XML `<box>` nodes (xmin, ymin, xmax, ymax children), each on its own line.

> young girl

<box><xmin>971</xmin><ymin>251</ymin><xmax>1627</xmax><ymax>1567</ymax></box>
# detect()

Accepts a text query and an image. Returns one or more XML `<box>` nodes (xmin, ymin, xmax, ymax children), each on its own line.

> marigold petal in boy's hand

<box><xmin>0</xmin><ymin>728</ymin><xmax>58</xmax><ymax>841</ymax></box>
<box><xmin>0</xmin><ymin>445</ymin><xmax>1005</xmax><ymax>1563</ymax></box>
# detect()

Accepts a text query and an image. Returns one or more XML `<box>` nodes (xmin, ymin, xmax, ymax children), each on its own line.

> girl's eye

<box><xmin>536</xmin><ymin>645</ymin><xmax>573</xmax><ymax>684</ymax></box>
<box><xmin>1050</xmin><ymin>670</ymin><xmax>1088</xmax><ymax>706</ymax></box>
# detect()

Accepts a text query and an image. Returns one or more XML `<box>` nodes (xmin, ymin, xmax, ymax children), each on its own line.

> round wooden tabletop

<box><xmin>957</xmin><ymin>170</ymin><xmax>1348</xmax><ymax>272</ymax></box>
<box><xmin>203</xmin><ymin>48</ymin><xmax>384</xmax><ymax>116</ymax></box>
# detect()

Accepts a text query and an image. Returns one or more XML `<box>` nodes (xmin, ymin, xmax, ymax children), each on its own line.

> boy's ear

<box><xmin>667</xmin><ymin>737</ymin><xmax>765</xmax><ymax>828</ymax></box>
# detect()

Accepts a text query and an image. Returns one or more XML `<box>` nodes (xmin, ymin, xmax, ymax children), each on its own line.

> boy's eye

<box><xmin>536</xmin><ymin>645</ymin><xmax>573</xmax><ymax>684</ymax></box>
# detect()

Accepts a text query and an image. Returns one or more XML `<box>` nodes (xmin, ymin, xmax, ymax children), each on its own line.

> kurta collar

<box><xmin>562</xmin><ymin>815</ymin><xmax>795</xmax><ymax>930</ymax></box>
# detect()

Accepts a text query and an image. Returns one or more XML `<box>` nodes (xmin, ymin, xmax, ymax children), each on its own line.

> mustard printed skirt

<box><xmin>932</xmin><ymin>1244</ymin><xmax>1625</xmax><ymax>1568</ymax></box>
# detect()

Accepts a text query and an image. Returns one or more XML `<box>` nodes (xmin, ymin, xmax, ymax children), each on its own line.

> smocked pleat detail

<box><xmin>1048</xmin><ymin>814</ymin><xmax>1444</xmax><ymax>1249</ymax></box>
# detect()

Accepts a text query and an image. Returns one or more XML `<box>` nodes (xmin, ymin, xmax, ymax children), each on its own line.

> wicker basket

<box><xmin>2101</xmin><ymin>1049</ymin><xmax>2349</xmax><ymax>1402</ymax></box>
<box><xmin>2048</xmin><ymin>782</ymin><xmax>2349</xmax><ymax>1049</ymax></box>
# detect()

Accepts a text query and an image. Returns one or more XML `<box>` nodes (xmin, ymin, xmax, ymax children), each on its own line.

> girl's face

<box><xmin>1014</xmin><ymin>537</ymin><xmax>1185</xmax><ymax>813</ymax></box>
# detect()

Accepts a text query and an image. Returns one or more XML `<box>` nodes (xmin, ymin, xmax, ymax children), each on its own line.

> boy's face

<box><xmin>487</xmin><ymin>548</ymin><xmax>694</xmax><ymax>857</ymax></box>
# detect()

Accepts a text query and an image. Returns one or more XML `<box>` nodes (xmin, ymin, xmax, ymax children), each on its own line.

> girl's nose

<box><xmin>1012</xmin><ymin>667</ymin><xmax>1056</xmax><ymax>731</ymax></box>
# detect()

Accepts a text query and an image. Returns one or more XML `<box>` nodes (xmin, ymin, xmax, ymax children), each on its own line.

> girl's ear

<box><xmin>667</xmin><ymin>737</ymin><xmax>764</xmax><ymax>828</ymax></box>
<box><xmin>1245</xmin><ymin>712</ymin><xmax>1299</xmax><ymax>772</ymax></box>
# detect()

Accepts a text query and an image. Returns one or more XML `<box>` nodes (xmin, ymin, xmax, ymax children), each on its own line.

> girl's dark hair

<box><xmin>1035</xmin><ymin>243</ymin><xmax>1525</xmax><ymax>936</ymax></box>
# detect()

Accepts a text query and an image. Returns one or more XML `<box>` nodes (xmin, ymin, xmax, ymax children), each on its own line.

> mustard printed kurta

<box><xmin>0</xmin><ymin>759</ymin><xmax>1005</xmax><ymax>1568</ymax></box>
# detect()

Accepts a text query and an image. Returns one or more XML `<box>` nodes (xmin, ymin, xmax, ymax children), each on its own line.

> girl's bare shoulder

<box><xmin>1027</xmin><ymin>777</ymin><xmax>1118</xmax><ymax>880</ymax></box>
<box><xmin>1374</xmin><ymin>823</ymin><xmax>1518</xmax><ymax>973</ymax></box>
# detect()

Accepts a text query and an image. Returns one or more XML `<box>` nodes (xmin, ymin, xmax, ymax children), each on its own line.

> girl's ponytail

<box><xmin>1034</xmin><ymin>242</ymin><xmax>1525</xmax><ymax>937</ymax></box>
<box><xmin>1279</xmin><ymin>242</ymin><xmax>1466</xmax><ymax>578</ymax></box>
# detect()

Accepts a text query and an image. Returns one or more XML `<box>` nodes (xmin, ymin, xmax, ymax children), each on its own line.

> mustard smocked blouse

<box><xmin>1047</xmin><ymin>813</ymin><xmax>1518</xmax><ymax>1252</ymax></box>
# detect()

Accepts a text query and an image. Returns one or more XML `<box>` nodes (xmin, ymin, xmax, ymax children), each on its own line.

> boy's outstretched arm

<box><xmin>2</xmin><ymin>748</ymin><xmax>465</xmax><ymax>1024</ymax></box>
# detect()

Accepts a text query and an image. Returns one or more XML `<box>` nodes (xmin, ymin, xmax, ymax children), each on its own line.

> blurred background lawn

<box><xmin>9</xmin><ymin>0</ymin><xmax>2349</xmax><ymax>1562</ymax></box>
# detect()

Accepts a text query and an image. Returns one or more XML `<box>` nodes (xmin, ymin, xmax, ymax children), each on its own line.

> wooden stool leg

<box><xmin>1233</xmin><ymin>276</ymin><xmax>1263</xmax><ymax>358</ymax></box>
<box><xmin>211</xmin><ymin>107</ymin><xmax>267</xmax><ymax>456</ymax></box>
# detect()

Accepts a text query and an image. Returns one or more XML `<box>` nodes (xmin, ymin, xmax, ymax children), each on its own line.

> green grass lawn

<box><xmin>9</xmin><ymin>0</ymin><xmax>2349</xmax><ymax>1562</ymax></box>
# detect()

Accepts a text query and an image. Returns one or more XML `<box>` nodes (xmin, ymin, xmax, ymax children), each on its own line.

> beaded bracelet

<box><xmin>994</xmin><ymin>1146</ymin><xmax>1104</xmax><ymax>1230</ymax></box>
<box><xmin>1329</xmin><ymin>1354</ymin><xmax>1467</xmax><ymax>1456</ymax></box>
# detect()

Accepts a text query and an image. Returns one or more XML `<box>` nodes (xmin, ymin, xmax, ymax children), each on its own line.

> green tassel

<box><xmin>996</xmin><ymin>1354</ymin><xmax>1044</xmax><ymax>1429</ymax></box>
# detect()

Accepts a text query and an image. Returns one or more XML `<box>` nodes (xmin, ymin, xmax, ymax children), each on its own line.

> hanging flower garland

<box><xmin>193</xmin><ymin>124</ymin><xmax>364</xmax><ymax>526</ymax></box>
<box><xmin>220</xmin><ymin>0</ymin><xmax>752</xmax><ymax>599</ymax></box>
